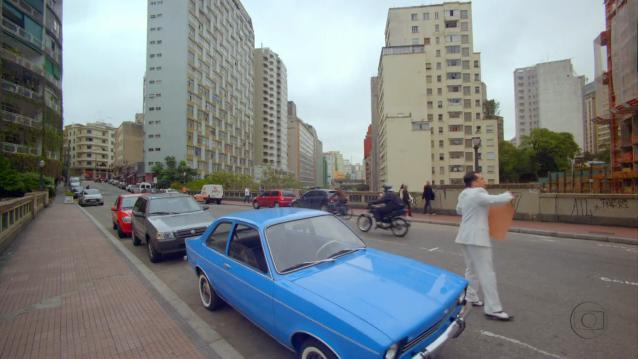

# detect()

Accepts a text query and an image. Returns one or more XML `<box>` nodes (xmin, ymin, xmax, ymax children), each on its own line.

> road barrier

<box><xmin>0</xmin><ymin>191</ymin><xmax>49</xmax><ymax>252</ymax></box>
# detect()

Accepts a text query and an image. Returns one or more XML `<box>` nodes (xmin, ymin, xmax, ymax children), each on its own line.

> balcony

<box><xmin>8</xmin><ymin>0</ymin><xmax>44</xmax><ymax>23</ymax></box>
<box><xmin>1</xmin><ymin>141</ymin><xmax>39</xmax><ymax>156</ymax></box>
<box><xmin>46</xmin><ymin>150</ymin><xmax>60</xmax><ymax>160</ymax></box>
<box><xmin>2</xmin><ymin>18</ymin><xmax>43</xmax><ymax>50</ymax></box>
<box><xmin>0</xmin><ymin>48</ymin><xmax>46</xmax><ymax>78</ymax></box>
<box><xmin>2</xmin><ymin>79</ymin><xmax>42</xmax><ymax>100</ymax></box>
<box><xmin>2</xmin><ymin>110</ymin><xmax>42</xmax><ymax>129</ymax></box>
<box><xmin>44</xmin><ymin>95</ymin><xmax>61</xmax><ymax>114</ymax></box>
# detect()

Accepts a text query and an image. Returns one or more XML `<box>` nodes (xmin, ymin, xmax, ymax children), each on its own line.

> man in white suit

<box><xmin>455</xmin><ymin>171</ymin><xmax>514</xmax><ymax>321</ymax></box>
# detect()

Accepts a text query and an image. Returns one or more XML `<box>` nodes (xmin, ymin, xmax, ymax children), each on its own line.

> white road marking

<box><xmin>599</xmin><ymin>276</ymin><xmax>638</xmax><ymax>287</ymax></box>
<box><xmin>597</xmin><ymin>244</ymin><xmax>638</xmax><ymax>253</ymax></box>
<box><xmin>479</xmin><ymin>330</ymin><xmax>564</xmax><ymax>359</ymax></box>
<box><xmin>428</xmin><ymin>247</ymin><xmax>439</xmax><ymax>252</ymax></box>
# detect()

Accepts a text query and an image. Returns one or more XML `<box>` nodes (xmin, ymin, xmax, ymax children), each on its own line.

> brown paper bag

<box><xmin>488</xmin><ymin>202</ymin><xmax>515</xmax><ymax>240</ymax></box>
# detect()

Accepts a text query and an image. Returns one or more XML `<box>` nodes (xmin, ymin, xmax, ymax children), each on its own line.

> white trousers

<box><xmin>460</xmin><ymin>244</ymin><xmax>503</xmax><ymax>314</ymax></box>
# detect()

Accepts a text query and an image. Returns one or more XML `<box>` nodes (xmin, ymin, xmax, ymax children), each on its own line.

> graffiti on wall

<box><xmin>570</xmin><ymin>198</ymin><xmax>631</xmax><ymax>217</ymax></box>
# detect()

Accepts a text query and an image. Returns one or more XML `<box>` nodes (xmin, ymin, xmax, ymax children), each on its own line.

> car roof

<box><xmin>221</xmin><ymin>208</ymin><xmax>326</xmax><ymax>228</ymax></box>
<box><xmin>119</xmin><ymin>193</ymin><xmax>143</xmax><ymax>198</ymax></box>
<box><xmin>142</xmin><ymin>193</ymin><xmax>190</xmax><ymax>200</ymax></box>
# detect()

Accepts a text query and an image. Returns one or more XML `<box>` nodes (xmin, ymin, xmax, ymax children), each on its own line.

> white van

<box><xmin>195</xmin><ymin>184</ymin><xmax>224</xmax><ymax>204</ymax></box>
<box><xmin>139</xmin><ymin>182</ymin><xmax>152</xmax><ymax>192</ymax></box>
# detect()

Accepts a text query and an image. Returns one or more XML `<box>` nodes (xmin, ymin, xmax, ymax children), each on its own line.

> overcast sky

<box><xmin>63</xmin><ymin>0</ymin><xmax>604</xmax><ymax>164</ymax></box>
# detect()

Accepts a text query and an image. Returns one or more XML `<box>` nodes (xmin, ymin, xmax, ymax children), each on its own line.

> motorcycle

<box><xmin>357</xmin><ymin>204</ymin><xmax>410</xmax><ymax>237</ymax></box>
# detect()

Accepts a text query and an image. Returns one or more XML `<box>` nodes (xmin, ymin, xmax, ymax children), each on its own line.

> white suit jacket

<box><xmin>454</xmin><ymin>188</ymin><xmax>514</xmax><ymax>247</ymax></box>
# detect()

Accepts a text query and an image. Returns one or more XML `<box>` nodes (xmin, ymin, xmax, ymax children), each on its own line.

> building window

<box><xmin>460</xmin><ymin>10</ymin><xmax>468</xmax><ymax>19</ymax></box>
<box><xmin>435</xmin><ymin>24</ymin><xmax>440</xmax><ymax>32</ymax></box>
<box><xmin>427</xmin><ymin>88</ymin><xmax>433</xmax><ymax>95</ymax></box>
<box><xmin>411</xmin><ymin>13</ymin><xmax>418</xmax><ymax>21</ymax></box>
<box><xmin>423</xmin><ymin>12</ymin><xmax>429</xmax><ymax>20</ymax></box>
<box><xmin>439</xmin><ymin>153</ymin><xmax>445</xmax><ymax>160</ymax></box>
<box><xmin>411</xmin><ymin>26</ymin><xmax>419</xmax><ymax>33</ymax></box>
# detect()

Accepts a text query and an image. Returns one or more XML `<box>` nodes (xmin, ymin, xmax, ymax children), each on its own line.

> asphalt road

<box><xmin>81</xmin><ymin>182</ymin><xmax>638</xmax><ymax>359</ymax></box>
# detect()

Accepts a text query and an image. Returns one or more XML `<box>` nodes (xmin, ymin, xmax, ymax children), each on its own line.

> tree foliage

<box><xmin>151</xmin><ymin>156</ymin><xmax>198</xmax><ymax>188</ymax></box>
<box><xmin>0</xmin><ymin>156</ymin><xmax>53</xmax><ymax>197</ymax></box>
<box><xmin>259</xmin><ymin>168</ymin><xmax>301</xmax><ymax>190</ymax></box>
<box><xmin>484</xmin><ymin>99</ymin><xmax>500</xmax><ymax>117</ymax></box>
<box><xmin>499</xmin><ymin>128</ymin><xmax>581</xmax><ymax>182</ymax></box>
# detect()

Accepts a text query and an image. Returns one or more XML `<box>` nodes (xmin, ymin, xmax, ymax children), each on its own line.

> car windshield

<box><xmin>85</xmin><ymin>189</ymin><xmax>100</xmax><ymax>195</ymax></box>
<box><xmin>148</xmin><ymin>196</ymin><xmax>202</xmax><ymax>215</ymax></box>
<box><xmin>121</xmin><ymin>197</ymin><xmax>138</xmax><ymax>209</ymax></box>
<box><xmin>265</xmin><ymin>215</ymin><xmax>365</xmax><ymax>273</ymax></box>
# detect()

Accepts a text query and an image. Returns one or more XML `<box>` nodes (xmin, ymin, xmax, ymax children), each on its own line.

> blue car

<box><xmin>186</xmin><ymin>208</ymin><xmax>468</xmax><ymax>359</ymax></box>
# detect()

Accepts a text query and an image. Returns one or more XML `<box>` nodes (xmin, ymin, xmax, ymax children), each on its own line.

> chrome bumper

<box><xmin>411</xmin><ymin>310</ymin><xmax>466</xmax><ymax>359</ymax></box>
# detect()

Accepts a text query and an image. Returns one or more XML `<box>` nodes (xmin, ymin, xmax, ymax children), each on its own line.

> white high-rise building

<box><xmin>143</xmin><ymin>0</ymin><xmax>255</xmax><ymax>177</ymax></box>
<box><xmin>253</xmin><ymin>48</ymin><xmax>288</xmax><ymax>171</ymax></box>
<box><xmin>514</xmin><ymin>59</ymin><xmax>586</xmax><ymax>148</ymax></box>
<box><xmin>374</xmin><ymin>3</ymin><xmax>499</xmax><ymax>187</ymax></box>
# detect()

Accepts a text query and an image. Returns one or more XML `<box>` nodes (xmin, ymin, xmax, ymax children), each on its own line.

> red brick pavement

<box><xmin>0</xmin><ymin>201</ymin><xmax>206</xmax><ymax>358</ymax></box>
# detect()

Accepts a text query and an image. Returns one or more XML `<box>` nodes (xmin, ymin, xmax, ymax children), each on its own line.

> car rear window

<box><xmin>283</xmin><ymin>191</ymin><xmax>295</xmax><ymax>197</ymax></box>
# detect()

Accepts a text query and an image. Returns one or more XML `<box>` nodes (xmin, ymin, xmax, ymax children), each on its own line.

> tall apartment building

<box><xmin>63</xmin><ymin>122</ymin><xmax>115</xmax><ymax>179</ymax></box>
<box><xmin>514</xmin><ymin>59</ymin><xmax>586</xmax><ymax>149</ymax></box>
<box><xmin>323</xmin><ymin>150</ymin><xmax>346</xmax><ymax>186</ymax></box>
<box><xmin>253</xmin><ymin>47</ymin><xmax>288</xmax><ymax>171</ymax></box>
<box><xmin>593</xmin><ymin>33</ymin><xmax>611</xmax><ymax>153</ymax></box>
<box><xmin>287</xmin><ymin>101</ymin><xmax>322</xmax><ymax>187</ymax></box>
<box><xmin>114</xmin><ymin>114</ymin><xmax>145</xmax><ymax>183</ymax></box>
<box><xmin>144</xmin><ymin>0</ymin><xmax>255</xmax><ymax>178</ymax></box>
<box><xmin>1</xmin><ymin>0</ymin><xmax>63</xmax><ymax>176</ymax></box>
<box><xmin>364</xmin><ymin>125</ymin><xmax>373</xmax><ymax>186</ymax></box>
<box><xmin>369</xmin><ymin>77</ymin><xmax>380</xmax><ymax>191</ymax></box>
<box><xmin>584</xmin><ymin>82</ymin><xmax>598</xmax><ymax>153</ymax></box>
<box><xmin>314</xmin><ymin>137</ymin><xmax>324</xmax><ymax>187</ymax></box>
<box><xmin>373</xmin><ymin>3</ymin><xmax>499</xmax><ymax>188</ymax></box>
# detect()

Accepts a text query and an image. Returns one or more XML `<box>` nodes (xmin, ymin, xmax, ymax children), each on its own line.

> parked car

<box><xmin>252</xmin><ymin>190</ymin><xmax>296</xmax><ymax>209</ymax></box>
<box><xmin>138</xmin><ymin>182</ymin><xmax>152</xmax><ymax>192</ymax></box>
<box><xmin>79</xmin><ymin>189</ymin><xmax>104</xmax><ymax>206</ymax></box>
<box><xmin>128</xmin><ymin>184</ymin><xmax>140</xmax><ymax>193</ymax></box>
<box><xmin>291</xmin><ymin>189</ymin><xmax>337</xmax><ymax>210</ymax></box>
<box><xmin>71</xmin><ymin>185</ymin><xmax>83</xmax><ymax>198</ymax></box>
<box><xmin>131</xmin><ymin>193</ymin><xmax>214</xmax><ymax>263</ymax></box>
<box><xmin>111</xmin><ymin>194</ymin><xmax>143</xmax><ymax>238</ymax></box>
<box><xmin>194</xmin><ymin>184</ymin><xmax>224</xmax><ymax>204</ymax></box>
<box><xmin>186</xmin><ymin>208</ymin><xmax>468</xmax><ymax>359</ymax></box>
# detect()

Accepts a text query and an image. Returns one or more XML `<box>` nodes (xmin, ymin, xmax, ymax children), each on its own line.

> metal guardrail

<box><xmin>0</xmin><ymin>192</ymin><xmax>49</xmax><ymax>252</ymax></box>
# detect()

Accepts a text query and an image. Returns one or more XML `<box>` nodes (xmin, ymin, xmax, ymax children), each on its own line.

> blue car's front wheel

<box><xmin>299</xmin><ymin>338</ymin><xmax>337</xmax><ymax>359</ymax></box>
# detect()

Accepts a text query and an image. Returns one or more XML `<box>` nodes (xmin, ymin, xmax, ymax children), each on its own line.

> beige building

<box><xmin>374</xmin><ymin>3</ymin><xmax>498</xmax><ymax>189</ymax></box>
<box><xmin>63</xmin><ymin>122</ymin><xmax>115</xmax><ymax>178</ymax></box>
<box><xmin>253</xmin><ymin>47</ymin><xmax>288</xmax><ymax>171</ymax></box>
<box><xmin>287</xmin><ymin>101</ymin><xmax>322</xmax><ymax>187</ymax></box>
<box><xmin>593</xmin><ymin>33</ymin><xmax>611</xmax><ymax>153</ymax></box>
<box><xmin>114</xmin><ymin>114</ymin><xmax>145</xmax><ymax>182</ymax></box>
<box><xmin>143</xmin><ymin>0</ymin><xmax>255</xmax><ymax>177</ymax></box>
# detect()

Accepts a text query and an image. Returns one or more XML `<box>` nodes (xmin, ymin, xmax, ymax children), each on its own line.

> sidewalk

<box><xmin>0</xmin><ymin>196</ymin><xmax>217</xmax><ymax>358</ymax></box>
<box><xmin>224</xmin><ymin>200</ymin><xmax>638</xmax><ymax>245</ymax></box>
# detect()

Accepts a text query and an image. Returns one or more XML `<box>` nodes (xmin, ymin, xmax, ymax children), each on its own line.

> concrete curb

<box><xmin>77</xmin><ymin>205</ymin><xmax>245</xmax><ymax>359</ymax></box>
<box><xmin>223</xmin><ymin>201</ymin><xmax>638</xmax><ymax>246</ymax></box>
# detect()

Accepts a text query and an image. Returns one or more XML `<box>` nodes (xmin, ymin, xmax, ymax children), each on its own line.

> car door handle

<box><xmin>223</xmin><ymin>263</ymin><xmax>231</xmax><ymax>270</ymax></box>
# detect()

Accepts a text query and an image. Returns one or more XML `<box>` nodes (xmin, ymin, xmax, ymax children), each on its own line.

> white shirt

<box><xmin>454</xmin><ymin>187</ymin><xmax>514</xmax><ymax>247</ymax></box>
<box><xmin>244</xmin><ymin>188</ymin><xmax>250</xmax><ymax>196</ymax></box>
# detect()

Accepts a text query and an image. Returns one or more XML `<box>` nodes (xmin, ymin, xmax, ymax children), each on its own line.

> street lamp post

<box><xmin>472</xmin><ymin>137</ymin><xmax>482</xmax><ymax>172</ymax></box>
<box><xmin>38</xmin><ymin>159</ymin><xmax>45</xmax><ymax>191</ymax></box>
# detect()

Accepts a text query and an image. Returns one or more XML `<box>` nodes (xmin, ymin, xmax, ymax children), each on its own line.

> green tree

<box><xmin>260</xmin><ymin>168</ymin><xmax>301</xmax><ymax>189</ymax></box>
<box><xmin>498</xmin><ymin>141</ymin><xmax>537</xmax><ymax>182</ymax></box>
<box><xmin>484</xmin><ymin>99</ymin><xmax>500</xmax><ymax>117</ymax></box>
<box><xmin>519</xmin><ymin>128</ymin><xmax>580</xmax><ymax>178</ymax></box>
<box><xmin>152</xmin><ymin>156</ymin><xmax>198</xmax><ymax>188</ymax></box>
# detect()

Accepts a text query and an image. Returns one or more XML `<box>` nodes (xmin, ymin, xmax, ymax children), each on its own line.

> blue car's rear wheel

<box><xmin>299</xmin><ymin>338</ymin><xmax>337</xmax><ymax>359</ymax></box>
<box><xmin>199</xmin><ymin>273</ymin><xmax>222</xmax><ymax>310</ymax></box>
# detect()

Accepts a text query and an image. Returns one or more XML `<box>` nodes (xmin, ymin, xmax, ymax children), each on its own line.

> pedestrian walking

<box><xmin>400</xmin><ymin>184</ymin><xmax>412</xmax><ymax>217</ymax></box>
<box><xmin>455</xmin><ymin>171</ymin><xmax>514</xmax><ymax>321</ymax></box>
<box><xmin>422</xmin><ymin>181</ymin><xmax>436</xmax><ymax>214</ymax></box>
<box><xmin>244</xmin><ymin>187</ymin><xmax>251</xmax><ymax>203</ymax></box>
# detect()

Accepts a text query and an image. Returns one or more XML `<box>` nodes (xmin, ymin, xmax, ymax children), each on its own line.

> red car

<box><xmin>252</xmin><ymin>190</ymin><xmax>296</xmax><ymax>209</ymax></box>
<box><xmin>111</xmin><ymin>194</ymin><xmax>142</xmax><ymax>238</ymax></box>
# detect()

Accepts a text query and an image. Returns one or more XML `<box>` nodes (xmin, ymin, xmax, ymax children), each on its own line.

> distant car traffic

<box><xmin>111</xmin><ymin>194</ymin><xmax>143</xmax><ymax>238</ymax></box>
<box><xmin>79</xmin><ymin>189</ymin><xmax>104</xmax><ymax>207</ymax></box>
<box><xmin>194</xmin><ymin>184</ymin><xmax>224</xmax><ymax>204</ymax></box>
<box><xmin>252</xmin><ymin>190</ymin><xmax>296</xmax><ymax>209</ymax></box>
<box><xmin>186</xmin><ymin>208</ymin><xmax>468</xmax><ymax>359</ymax></box>
<box><xmin>291</xmin><ymin>189</ymin><xmax>337</xmax><ymax>211</ymax></box>
<box><xmin>70</xmin><ymin>185</ymin><xmax>83</xmax><ymax>198</ymax></box>
<box><xmin>131</xmin><ymin>193</ymin><xmax>214</xmax><ymax>263</ymax></box>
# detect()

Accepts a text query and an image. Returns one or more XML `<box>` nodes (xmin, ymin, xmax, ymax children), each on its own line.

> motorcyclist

<box><xmin>330</xmin><ymin>188</ymin><xmax>348</xmax><ymax>215</ymax></box>
<box><xmin>369</xmin><ymin>185</ymin><xmax>404</xmax><ymax>221</ymax></box>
